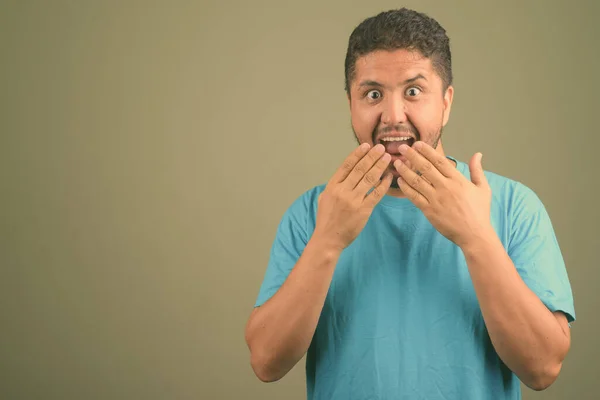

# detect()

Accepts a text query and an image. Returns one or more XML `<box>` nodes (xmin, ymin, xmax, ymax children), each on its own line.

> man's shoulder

<box><xmin>486</xmin><ymin>169</ymin><xmax>541</xmax><ymax>210</ymax></box>
<box><xmin>292</xmin><ymin>183</ymin><xmax>326</xmax><ymax>207</ymax></box>
<box><xmin>455</xmin><ymin>159</ymin><xmax>538</xmax><ymax>200</ymax></box>
<box><xmin>280</xmin><ymin>183</ymin><xmax>327</xmax><ymax>221</ymax></box>
<box><xmin>454</xmin><ymin>159</ymin><xmax>544</xmax><ymax>220</ymax></box>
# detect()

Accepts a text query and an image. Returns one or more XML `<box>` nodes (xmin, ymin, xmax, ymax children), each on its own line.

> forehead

<box><xmin>353</xmin><ymin>49</ymin><xmax>436</xmax><ymax>84</ymax></box>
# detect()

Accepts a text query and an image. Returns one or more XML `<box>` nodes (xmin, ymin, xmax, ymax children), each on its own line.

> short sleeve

<box><xmin>254</xmin><ymin>192</ymin><xmax>313</xmax><ymax>307</ymax></box>
<box><xmin>507</xmin><ymin>185</ymin><xmax>576</xmax><ymax>323</ymax></box>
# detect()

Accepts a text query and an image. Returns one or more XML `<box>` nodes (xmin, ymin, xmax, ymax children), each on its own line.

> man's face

<box><xmin>348</xmin><ymin>49</ymin><xmax>454</xmax><ymax>185</ymax></box>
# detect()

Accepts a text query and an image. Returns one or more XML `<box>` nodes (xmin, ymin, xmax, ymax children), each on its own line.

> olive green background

<box><xmin>1</xmin><ymin>0</ymin><xmax>598</xmax><ymax>399</ymax></box>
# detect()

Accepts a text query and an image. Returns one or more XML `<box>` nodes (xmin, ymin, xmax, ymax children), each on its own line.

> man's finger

<box><xmin>343</xmin><ymin>144</ymin><xmax>387</xmax><ymax>189</ymax></box>
<box><xmin>329</xmin><ymin>143</ymin><xmax>371</xmax><ymax>184</ymax></box>
<box><xmin>364</xmin><ymin>172</ymin><xmax>393</xmax><ymax>207</ymax></box>
<box><xmin>394</xmin><ymin>159</ymin><xmax>434</xmax><ymax>200</ymax></box>
<box><xmin>412</xmin><ymin>141</ymin><xmax>458</xmax><ymax>179</ymax></box>
<box><xmin>354</xmin><ymin>152</ymin><xmax>391</xmax><ymax>195</ymax></box>
<box><xmin>469</xmin><ymin>152</ymin><xmax>487</xmax><ymax>187</ymax></box>
<box><xmin>398</xmin><ymin>143</ymin><xmax>445</xmax><ymax>187</ymax></box>
<box><xmin>397</xmin><ymin>176</ymin><xmax>428</xmax><ymax>208</ymax></box>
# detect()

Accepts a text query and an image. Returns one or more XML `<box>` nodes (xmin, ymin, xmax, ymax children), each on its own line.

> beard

<box><xmin>351</xmin><ymin>117</ymin><xmax>444</xmax><ymax>189</ymax></box>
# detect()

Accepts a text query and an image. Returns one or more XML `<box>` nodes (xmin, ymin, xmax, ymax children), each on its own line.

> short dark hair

<box><xmin>344</xmin><ymin>8</ymin><xmax>453</xmax><ymax>95</ymax></box>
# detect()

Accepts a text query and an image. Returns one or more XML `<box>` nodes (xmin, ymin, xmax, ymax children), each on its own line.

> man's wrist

<box><xmin>309</xmin><ymin>230</ymin><xmax>345</xmax><ymax>259</ymax></box>
<box><xmin>458</xmin><ymin>225</ymin><xmax>499</xmax><ymax>257</ymax></box>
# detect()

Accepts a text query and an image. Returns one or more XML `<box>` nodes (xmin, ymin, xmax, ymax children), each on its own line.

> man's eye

<box><xmin>406</xmin><ymin>87</ymin><xmax>421</xmax><ymax>97</ymax></box>
<box><xmin>367</xmin><ymin>90</ymin><xmax>381</xmax><ymax>100</ymax></box>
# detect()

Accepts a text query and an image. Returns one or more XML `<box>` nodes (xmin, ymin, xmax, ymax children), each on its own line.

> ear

<box><xmin>442</xmin><ymin>85</ymin><xmax>454</xmax><ymax>127</ymax></box>
<box><xmin>347</xmin><ymin>91</ymin><xmax>352</xmax><ymax>109</ymax></box>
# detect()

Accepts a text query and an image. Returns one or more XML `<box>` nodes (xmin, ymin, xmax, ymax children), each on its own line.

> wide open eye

<box><xmin>406</xmin><ymin>87</ymin><xmax>422</xmax><ymax>97</ymax></box>
<box><xmin>366</xmin><ymin>89</ymin><xmax>382</xmax><ymax>100</ymax></box>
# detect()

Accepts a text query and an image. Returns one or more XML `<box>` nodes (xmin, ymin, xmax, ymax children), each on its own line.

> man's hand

<box><xmin>393</xmin><ymin>141</ymin><xmax>493</xmax><ymax>248</ymax></box>
<box><xmin>314</xmin><ymin>143</ymin><xmax>393</xmax><ymax>251</ymax></box>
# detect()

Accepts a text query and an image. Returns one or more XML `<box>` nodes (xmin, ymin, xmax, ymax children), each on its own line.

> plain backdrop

<box><xmin>1</xmin><ymin>0</ymin><xmax>599</xmax><ymax>399</ymax></box>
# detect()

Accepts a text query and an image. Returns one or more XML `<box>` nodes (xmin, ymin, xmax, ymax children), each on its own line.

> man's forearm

<box><xmin>461</xmin><ymin>229</ymin><xmax>570</xmax><ymax>390</ymax></box>
<box><xmin>245</xmin><ymin>235</ymin><xmax>341</xmax><ymax>382</ymax></box>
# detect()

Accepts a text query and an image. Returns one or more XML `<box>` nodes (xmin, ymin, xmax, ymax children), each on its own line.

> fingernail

<box><xmin>374</xmin><ymin>144</ymin><xmax>385</xmax><ymax>153</ymax></box>
<box><xmin>382</xmin><ymin>153</ymin><xmax>391</xmax><ymax>161</ymax></box>
<box><xmin>398</xmin><ymin>144</ymin><xmax>409</xmax><ymax>153</ymax></box>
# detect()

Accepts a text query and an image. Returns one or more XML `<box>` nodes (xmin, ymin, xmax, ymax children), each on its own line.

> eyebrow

<box><xmin>357</xmin><ymin>74</ymin><xmax>427</xmax><ymax>88</ymax></box>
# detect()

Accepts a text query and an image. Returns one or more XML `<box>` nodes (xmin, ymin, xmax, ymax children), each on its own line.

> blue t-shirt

<box><xmin>254</xmin><ymin>158</ymin><xmax>576</xmax><ymax>399</ymax></box>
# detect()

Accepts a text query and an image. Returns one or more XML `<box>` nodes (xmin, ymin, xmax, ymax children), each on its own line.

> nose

<box><xmin>381</xmin><ymin>93</ymin><xmax>407</xmax><ymax>126</ymax></box>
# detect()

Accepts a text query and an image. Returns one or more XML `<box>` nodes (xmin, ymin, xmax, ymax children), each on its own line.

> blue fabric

<box><xmin>254</xmin><ymin>157</ymin><xmax>576</xmax><ymax>399</ymax></box>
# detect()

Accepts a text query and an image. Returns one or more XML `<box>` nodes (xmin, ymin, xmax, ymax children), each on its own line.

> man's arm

<box><xmin>245</xmin><ymin>236</ymin><xmax>341</xmax><ymax>382</ymax></box>
<box><xmin>393</xmin><ymin>141</ymin><xmax>573</xmax><ymax>391</ymax></box>
<box><xmin>245</xmin><ymin>143</ymin><xmax>392</xmax><ymax>382</ymax></box>
<box><xmin>461</xmin><ymin>230</ymin><xmax>571</xmax><ymax>390</ymax></box>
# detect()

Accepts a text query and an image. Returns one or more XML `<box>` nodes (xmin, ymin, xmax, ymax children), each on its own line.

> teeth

<box><xmin>380</xmin><ymin>137</ymin><xmax>413</xmax><ymax>142</ymax></box>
